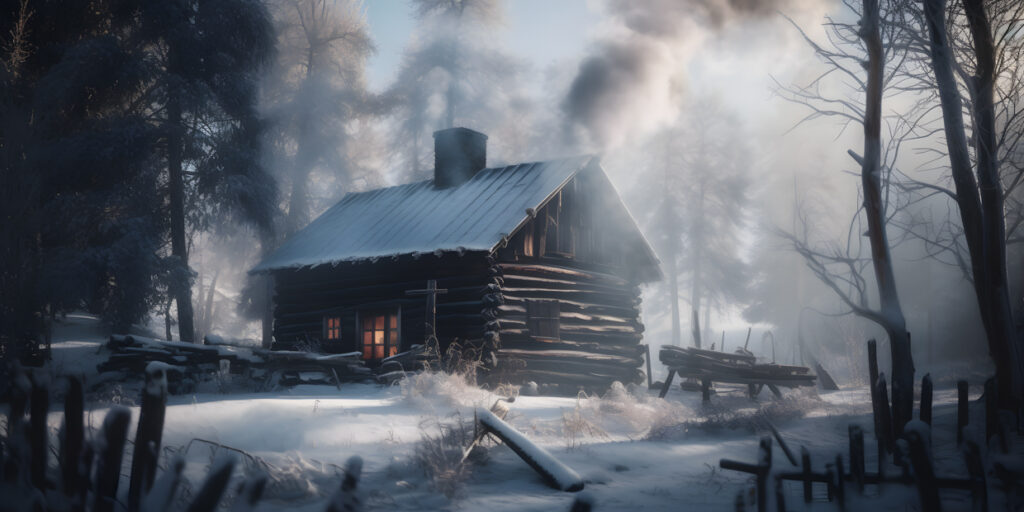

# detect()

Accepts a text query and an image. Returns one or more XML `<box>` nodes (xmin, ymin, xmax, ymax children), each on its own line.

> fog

<box><xmin>183</xmin><ymin>0</ymin><xmax>1016</xmax><ymax>384</ymax></box>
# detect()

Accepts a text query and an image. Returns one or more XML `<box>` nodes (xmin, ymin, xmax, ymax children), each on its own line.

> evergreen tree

<box><xmin>138</xmin><ymin>0</ymin><xmax>277</xmax><ymax>341</ymax></box>
<box><xmin>0</xmin><ymin>0</ymin><xmax>164</xmax><ymax>348</ymax></box>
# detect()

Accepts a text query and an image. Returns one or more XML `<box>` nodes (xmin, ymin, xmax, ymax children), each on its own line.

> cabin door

<box><xmin>360</xmin><ymin>310</ymin><xmax>400</xmax><ymax>360</ymax></box>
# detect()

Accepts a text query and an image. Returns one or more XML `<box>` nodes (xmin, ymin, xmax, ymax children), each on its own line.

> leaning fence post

<box><xmin>186</xmin><ymin>455</ymin><xmax>236</xmax><ymax>512</ymax></box>
<box><xmin>984</xmin><ymin>377</ymin><xmax>1004</xmax><ymax>452</ymax></box>
<box><xmin>920</xmin><ymin>374</ymin><xmax>933</xmax><ymax>428</ymax></box>
<box><xmin>957</xmin><ymin>380</ymin><xmax>969</xmax><ymax>446</ymax></box>
<box><xmin>849</xmin><ymin>425</ymin><xmax>865</xmax><ymax>495</ymax></box>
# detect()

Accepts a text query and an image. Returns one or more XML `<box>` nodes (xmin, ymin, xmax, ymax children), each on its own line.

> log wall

<box><xmin>270</xmin><ymin>253</ymin><xmax>494</xmax><ymax>358</ymax></box>
<box><xmin>485</xmin><ymin>258</ymin><xmax>647</xmax><ymax>393</ymax></box>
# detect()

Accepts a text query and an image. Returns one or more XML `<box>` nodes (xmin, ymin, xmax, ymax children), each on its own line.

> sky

<box><xmin>363</xmin><ymin>0</ymin><xmax>602</xmax><ymax>92</ymax></box>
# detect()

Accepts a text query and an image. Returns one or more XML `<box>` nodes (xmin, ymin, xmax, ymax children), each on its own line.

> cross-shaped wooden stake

<box><xmin>406</xmin><ymin>279</ymin><xmax>448</xmax><ymax>339</ymax></box>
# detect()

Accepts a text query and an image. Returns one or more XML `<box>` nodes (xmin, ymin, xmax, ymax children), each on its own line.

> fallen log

<box><xmin>476</xmin><ymin>407</ymin><xmax>584</xmax><ymax>492</ymax></box>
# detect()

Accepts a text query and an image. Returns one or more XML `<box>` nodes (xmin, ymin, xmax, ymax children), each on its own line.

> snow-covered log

<box><xmin>476</xmin><ymin>407</ymin><xmax>584</xmax><ymax>492</ymax></box>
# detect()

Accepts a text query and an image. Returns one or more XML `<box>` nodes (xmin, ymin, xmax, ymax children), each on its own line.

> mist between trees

<box><xmin>1</xmin><ymin>0</ymin><xmax>1020</xmax><ymax>403</ymax></box>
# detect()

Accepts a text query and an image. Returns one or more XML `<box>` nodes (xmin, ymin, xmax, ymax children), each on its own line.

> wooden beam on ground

<box><xmin>477</xmin><ymin>407</ymin><xmax>584</xmax><ymax>492</ymax></box>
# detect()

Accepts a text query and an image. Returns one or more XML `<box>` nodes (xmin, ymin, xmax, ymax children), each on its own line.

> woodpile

<box><xmin>659</xmin><ymin>345</ymin><xmax>817</xmax><ymax>390</ymax></box>
<box><xmin>97</xmin><ymin>334</ymin><xmax>374</xmax><ymax>391</ymax></box>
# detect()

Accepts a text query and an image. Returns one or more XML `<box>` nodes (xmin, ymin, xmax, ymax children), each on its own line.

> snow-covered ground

<box><xmin>25</xmin><ymin>314</ymin><xmax>1000</xmax><ymax>511</ymax></box>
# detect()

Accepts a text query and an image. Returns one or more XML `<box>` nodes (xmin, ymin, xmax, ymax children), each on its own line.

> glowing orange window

<box><xmin>324</xmin><ymin>316</ymin><xmax>341</xmax><ymax>341</ymax></box>
<box><xmin>360</xmin><ymin>311</ymin><xmax>399</xmax><ymax>359</ymax></box>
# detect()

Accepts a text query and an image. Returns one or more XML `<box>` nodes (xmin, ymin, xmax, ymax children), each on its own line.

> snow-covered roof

<box><xmin>253</xmin><ymin>156</ymin><xmax>599</xmax><ymax>272</ymax></box>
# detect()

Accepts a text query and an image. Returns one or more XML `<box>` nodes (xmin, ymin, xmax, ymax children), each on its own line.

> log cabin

<box><xmin>252</xmin><ymin>127</ymin><xmax>661</xmax><ymax>392</ymax></box>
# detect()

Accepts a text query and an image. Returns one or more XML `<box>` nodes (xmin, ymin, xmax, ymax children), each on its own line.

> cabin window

<box><xmin>360</xmin><ymin>310</ymin><xmax>400</xmax><ymax>359</ymax></box>
<box><xmin>324</xmin><ymin>316</ymin><xmax>341</xmax><ymax>341</ymax></box>
<box><xmin>526</xmin><ymin>300</ymin><xmax>560</xmax><ymax>340</ymax></box>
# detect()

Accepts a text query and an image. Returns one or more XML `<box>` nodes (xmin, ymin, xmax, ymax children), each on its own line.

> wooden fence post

<box><xmin>875</xmin><ymin>374</ymin><xmax>894</xmax><ymax>459</ymax></box>
<box><xmin>757</xmin><ymin>437</ymin><xmax>772</xmax><ymax>512</ymax></box>
<box><xmin>129</xmin><ymin>364</ymin><xmax>169</xmax><ymax>511</ymax></box>
<box><xmin>93</xmin><ymin>407</ymin><xmax>131</xmax><ymax>512</ymax></box>
<box><xmin>957</xmin><ymin>380</ymin><xmax>969</xmax><ymax>446</ymax></box>
<box><xmin>29</xmin><ymin>373</ymin><xmax>49</xmax><ymax>490</ymax></box>
<box><xmin>774</xmin><ymin>474</ymin><xmax>786</xmax><ymax>512</ymax></box>
<box><xmin>834</xmin><ymin>455</ymin><xmax>846</xmax><ymax>511</ymax></box>
<box><xmin>905</xmin><ymin>425</ymin><xmax>940</xmax><ymax>512</ymax></box>
<box><xmin>61</xmin><ymin>375</ymin><xmax>84</xmax><ymax>497</ymax></box>
<box><xmin>920</xmin><ymin>374</ymin><xmax>933</xmax><ymax>427</ymax></box>
<box><xmin>963</xmin><ymin>439</ymin><xmax>987</xmax><ymax>512</ymax></box>
<box><xmin>849</xmin><ymin>426</ymin><xmax>865</xmax><ymax>494</ymax></box>
<box><xmin>801</xmin><ymin>447</ymin><xmax>812</xmax><ymax>503</ymax></box>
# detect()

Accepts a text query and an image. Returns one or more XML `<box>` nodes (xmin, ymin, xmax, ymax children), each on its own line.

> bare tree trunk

<box><xmin>923</xmin><ymin>0</ymin><xmax>1023</xmax><ymax>407</ymax></box>
<box><xmin>668</xmin><ymin>254</ymin><xmax>681</xmax><ymax>347</ymax></box>
<box><xmin>690</xmin><ymin>181</ymin><xmax>705</xmax><ymax>349</ymax></box>
<box><xmin>167</xmin><ymin>84</ymin><xmax>195</xmax><ymax>343</ymax></box>
<box><xmin>963</xmin><ymin>0</ymin><xmax>1023</xmax><ymax>409</ymax></box>
<box><xmin>861</xmin><ymin>0</ymin><xmax>914</xmax><ymax>432</ymax></box>
<box><xmin>285</xmin><ymin>118</ymin><xmax>315</xmax><ymax>236</ymax></box>
<box><xmin>197</xmin><ymin>271</ymin><xmax>218</xmax><ymax>342</ymax></box>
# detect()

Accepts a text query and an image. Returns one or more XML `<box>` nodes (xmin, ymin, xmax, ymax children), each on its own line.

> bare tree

<box><xmin>916</xmin><ymin>0</ymin><xmax>1024</xmax><ymax>407</ymax></box>
<box><xmin>265</xmin><ymin>0</ymin><xmax>375</xmax><ymax>236</ymax></box>
<box><xmin>779</xmin><ymin>0</ymin><xmax>916</xmax><ymax>430</ymax></box>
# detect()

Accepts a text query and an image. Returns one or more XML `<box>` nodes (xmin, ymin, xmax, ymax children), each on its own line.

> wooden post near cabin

<box><xmin>876</xmin><ymin>375</ymin><xmax>894</xmax><ymax>465</ymax></box>
<box><xmin>957</xmin><ymin>380</ymin><xmax>969</xmax><ymax>445</ymax></box>
<box><xmin>920</xmin><ymin>374</ymin><xmax>933</xmax><ymax>428</ymax></box>
<box><xmin>644</xmin><ymin>344</ymin><xmax>653</xmax><ymax>389</ymax></box>
<box><xmin>702</xmin><ymin>379</ymin><xmax>712</xmax><ymax>404</ymax></box>
<box><xmin>406</xmin><ymin>279</ymin><xmax>448</xmax><ymax>338</ymax></box>
<box><xmin>984</xmin><ymin>377</ymin><xmax>997</xmax><ymax>448</ymax></box>
<box><xmin>659</xmin><ymin>369</ymin><xmax>676</xmax><ymax>399</ymax></box>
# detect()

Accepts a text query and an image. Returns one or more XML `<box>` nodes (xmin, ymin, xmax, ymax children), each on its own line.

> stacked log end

<box><xmin>485</xmin><ymin>262</ymin><xmax>647</xmax><ymax>394</ymax></box>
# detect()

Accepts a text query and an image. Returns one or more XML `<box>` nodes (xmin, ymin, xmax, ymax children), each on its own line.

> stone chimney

<box><xmin>433</xmin><ymin>127</ymin><xmax>487</xmax><ymax>188</ymax></box>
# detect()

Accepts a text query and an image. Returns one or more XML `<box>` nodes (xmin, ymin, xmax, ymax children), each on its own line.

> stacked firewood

<box><xmin>660</xmin><ymin>345</ymin><xmax>816</xmax><ymax>389</ymax></box>
<box><xmin>97</xmin><ymin>334</ymin><xmax>373</xmax><ymax>391</ymax></box>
